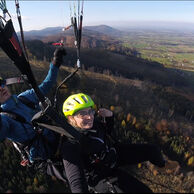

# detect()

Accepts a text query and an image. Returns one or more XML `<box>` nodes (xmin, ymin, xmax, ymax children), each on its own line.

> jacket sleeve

<box><xmin>38</xmin><ymin>63</ymin><xmax>58</xmax><ymax>95</ymax></box>
<box><xmin>61</xmin><ymin>141</ymin><xmax>89</xmax><ymax>193</ymax></box>
<box><xmin>18</xmin><ymin>63</ymin><xmax>58</xmax><ymax>104</ymax></box>
<box><xmin>0</xmin><ymin>115</ymin><xmax>10</xmax><ymax>141</ymax></box>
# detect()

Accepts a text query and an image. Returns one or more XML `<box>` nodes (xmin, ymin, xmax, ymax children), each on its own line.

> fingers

<box><xmin>98</xmin><ymin>108</ymin><xmax>113</xmax><ymax>117</ymax></box>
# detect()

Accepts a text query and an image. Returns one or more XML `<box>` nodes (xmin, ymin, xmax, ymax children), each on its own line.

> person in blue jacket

<box><xmin>0</xmin><ymin>47</ymin><xmax>66</xmax><ymax>164</ymax></box>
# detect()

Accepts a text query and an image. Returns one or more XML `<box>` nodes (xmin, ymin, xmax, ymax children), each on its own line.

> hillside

<box><xmin>22</xmin><ymin>24</ymin><xmax>194</xmax><ymax>72</ymax></box>
<box><xmin>24</xmin><ymin>41</ymin><xmax>192</xmax><ymax>90</ymax></box>
<box><xmin>84</xmin><ymin>25</ymin><xmax>127</xmax><ymax>37</ymax></box>
<box><xmin>0</xmin><ymin>46</ymin><xmax>194</xmax><ymax>193</ymax></box>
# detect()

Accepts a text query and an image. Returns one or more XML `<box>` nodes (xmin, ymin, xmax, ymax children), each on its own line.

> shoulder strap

<box><xmin>0</xmin><ymin>111</ymin><xmax>26</xmax><ymax>123</ymax></box>
<box><xmin>18</xmin><ymin>95</ymin><xmax>37</xmax><ymax>110</ymax></box>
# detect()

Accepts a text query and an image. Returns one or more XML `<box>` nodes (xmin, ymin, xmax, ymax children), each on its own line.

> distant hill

<box><xmin>23</xmin><ymin>24</ymin><xmax>125</xmax><ymax>38</ymax></box>
<box><xmin>41</xmin><ymin>29</ymin><xmax>120</xmax><ymax>49</ymax></box>
<box><xmin>23</xmin><ymin>25</ymin><xmax>124</xmax><ymax>48</ymax></box>
<box><xmin>84</xmin><ymin>25</ymin><xmax>126</xmax><ymax>37</ymax></box>
<box><xmin>23</xmin><ymin>26</ymin><xmax>63</xmax><ymax>38</ymax></box>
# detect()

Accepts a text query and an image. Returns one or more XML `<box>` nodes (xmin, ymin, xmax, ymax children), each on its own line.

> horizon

<box><xmin>22</xmin><ymin>21</ymin><xmax>194</xmax><ymax>33</ymax></box>
<box><xmin>4</xmin><ymin>1</ymin><xmax>194</xmax><ymax>32</ymax></box>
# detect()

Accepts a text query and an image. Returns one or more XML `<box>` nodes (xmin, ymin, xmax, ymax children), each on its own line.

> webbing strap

<box><xmin>5</xmin><ymin>76</ymin><xmax>25</xmax><ymax>85</ymax></box>
<box><xmin>0</xmin><ymin>111</ymin><xmax>26</xmax><ymax>123</ymax></box>
<box><xmin>36</xmin><ymin>122</ymin><xmax>73</xmax><ymax>139</ymax></box>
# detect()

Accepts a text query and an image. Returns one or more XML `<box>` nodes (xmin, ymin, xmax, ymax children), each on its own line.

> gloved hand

<box><xmin>52</xmin><ymin>47</ymin><xmax>67</xmax><ymax>68</ymax></box>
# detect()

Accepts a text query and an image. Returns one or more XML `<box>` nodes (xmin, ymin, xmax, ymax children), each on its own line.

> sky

<box><xmin>3</xmin><ymin>1</ymin><xmax>194</xmax><ymax>32</ymax></box>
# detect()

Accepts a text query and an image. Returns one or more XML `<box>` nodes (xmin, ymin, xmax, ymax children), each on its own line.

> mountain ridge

<box><xmin>23</xmin><ymin>24</ymin><xmax>123</xmax><ymax>38</ymax></box>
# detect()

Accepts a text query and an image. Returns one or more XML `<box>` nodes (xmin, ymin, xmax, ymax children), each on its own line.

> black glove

<box><xmin>52</xmin><ymin>47</ymin><xmax>67</xmax><ymax>68</ymax></box>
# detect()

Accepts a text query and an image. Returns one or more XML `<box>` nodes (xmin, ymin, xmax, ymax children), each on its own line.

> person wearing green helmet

<box><xmin>63</xmin><ymin>93</ymin><xmax>99</xmax><ymax>130</ymax></box>
<box><xmin>58</xmin><ymin>92</ymin><xmax>166</xmax><ymax>193</ymax></box>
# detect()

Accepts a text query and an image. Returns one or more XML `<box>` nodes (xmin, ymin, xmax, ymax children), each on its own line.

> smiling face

<box><xmin>0</xmin><ymin>85</ymin><xmax>11</xmax><ymax>104</ymax></box>
<box><xmin>68</xmin><ymin>107</ymin><xmax>95</xmax><ymax>130</ymax></box>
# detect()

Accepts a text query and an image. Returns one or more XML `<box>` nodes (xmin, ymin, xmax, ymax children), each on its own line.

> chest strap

<box><xmin>0</xmin><ymin>111</ymin><xmax>26</xmax><ymax>123</ymax></box>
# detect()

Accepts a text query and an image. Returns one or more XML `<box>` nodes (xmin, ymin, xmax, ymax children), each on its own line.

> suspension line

<box><xmin>15</xmin><ymin>0</ymin><xmax>29</xmax><ymax>61</ymax></box>
<box><xmin>0</xmin><ymin>0</ymin><xmax>11</xmax><ymax>19</ymax></box>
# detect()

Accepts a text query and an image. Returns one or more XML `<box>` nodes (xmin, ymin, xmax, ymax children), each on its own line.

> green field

<box><xmin>120</xmin><ymin>30</ymin><xmax>194</xmax><ymax>70</ymax></box>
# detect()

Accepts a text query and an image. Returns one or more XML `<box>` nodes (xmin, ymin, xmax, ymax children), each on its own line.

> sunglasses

<box><xmin>0</xmin><ymin>79</ymin><xmax>6</xmax><ymax>88</ymax></box>
<box><xmin>75</xmin><ymin>109</ymin><xmax>95</xmax><ymax>118</ymax></box>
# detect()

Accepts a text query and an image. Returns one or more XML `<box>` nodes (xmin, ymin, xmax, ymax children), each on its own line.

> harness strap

<box><xmin>5</xmin><ymin>76</ymin><xmax>25</xmax><ymax>85</ymax></box>
<box><xmin>18</xmin><ymin>95</ymin><xmax>37</xmax><ymax>110</ymax></box>
<box><xmin>55</xmin><ymin>135</ymin><xmax>66</xmax><ymax>157</ymax></box>
<box><xmin>36</xmin><ymin>122</ymin><xmax>73</xmax><ymax>139</ymax></box>
<box><xmin>12</xmin><ymin>133</ymin><xmax>39</xmax><ymax>166</ymax></box>
<box><xmin>1</xmin><ymin>111</ymin><xmax>26</xmax><ymax>123</ymax></box>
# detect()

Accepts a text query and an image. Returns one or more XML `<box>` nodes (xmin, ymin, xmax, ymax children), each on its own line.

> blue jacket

<box><xmin>0</xmin><ymin>63</ymin><xmax>59</xmax><ymax>162</ymax></box>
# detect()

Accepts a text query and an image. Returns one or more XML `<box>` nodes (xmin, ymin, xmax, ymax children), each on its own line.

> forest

<box><xmin>0</xmin><ymin>36</ymin><xmax>193</xmax><ymax>192</ymax></box>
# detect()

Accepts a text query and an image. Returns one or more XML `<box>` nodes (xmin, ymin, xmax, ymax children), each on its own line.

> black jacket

<box><xmin>60</xmin><ymin>115</ymin><xmax>116</xmax><ymax>193</ymax></box>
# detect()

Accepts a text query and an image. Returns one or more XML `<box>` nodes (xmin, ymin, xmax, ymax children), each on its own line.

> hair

<box><xmin>67</xmin><ymin>115</ymin><xmax>79</xmax><ymax>128</ymax></box>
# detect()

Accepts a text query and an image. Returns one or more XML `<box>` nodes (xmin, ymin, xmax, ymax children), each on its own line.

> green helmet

<box><xmin>63</xmin><ymin>93</ymin><xmax>95</xmax><ymax>117</ymax></box>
